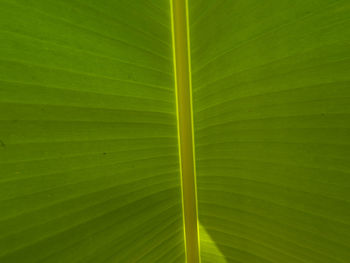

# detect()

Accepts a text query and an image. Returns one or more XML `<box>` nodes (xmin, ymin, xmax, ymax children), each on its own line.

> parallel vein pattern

<box><xmin>0</xmin><ymin>0</ymin><xmax>185</xmax><ymax>262</ymax></box>
<box><xmin>189</xmin><ymin>0</ymin><xmax>350</xmax><ymax>262</ymax></box>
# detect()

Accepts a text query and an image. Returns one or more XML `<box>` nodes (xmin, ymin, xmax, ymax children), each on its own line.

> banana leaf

<box><xmin>0</xmin><ymin>0</ymin><xmax>349</xmax><ymax>262</ymax></box>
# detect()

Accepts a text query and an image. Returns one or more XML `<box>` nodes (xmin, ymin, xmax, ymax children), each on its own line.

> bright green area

<box><xmin>189</xmin><ymin>0</ymin><xmax>350</xmax><ymax>262</ymax></box>
<box><xmin>1</xmin><ymin>0</ymin><xmax>350</xmax><ymax>262</ymax></box>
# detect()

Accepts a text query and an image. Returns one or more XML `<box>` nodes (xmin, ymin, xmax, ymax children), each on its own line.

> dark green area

<box><xmin>189</xmin><ymin>0</ymin><xmax>350</xmax><ymax>262</ymax></box>
<box><xmin>0</xmin><ymin>0</ymin><xmax>185</xmax><ymax>262</ymax></box>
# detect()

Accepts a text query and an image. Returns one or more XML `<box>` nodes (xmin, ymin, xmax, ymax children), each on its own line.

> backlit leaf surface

<box><xmin>1</xmin><ymin>0</ymin><xmax>349</xmax><ymax>262</ymax></box>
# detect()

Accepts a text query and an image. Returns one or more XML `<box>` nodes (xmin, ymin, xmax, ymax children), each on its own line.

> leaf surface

<box><xmin>189</xmin><ymin>0</ymin><xmax>350</xmax><ymax>262</ymax></box>
<box><xmin>0</xmin><ymin>0</ymin><xmax>185</xmax><ymax>262</ymax></box>
<box><xmin>1</xmin><ymin>0</ymin><xmax>350</xmax><ymax>262</ymax></box>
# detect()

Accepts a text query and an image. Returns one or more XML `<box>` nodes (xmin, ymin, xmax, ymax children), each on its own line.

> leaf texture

<box><xmin>189</xmin><ymin>0</ymin><xmax>350</xmax><ymax>262</ymax></box>
<box><xmin>1</xmin><ymin>0</ymin><xmax>350</xmax><ymax>262</ymax></box>
<box><xmin>0</xmin><ymin>0</ymin><xmax>185</xmax><ymax>262</ymax></box>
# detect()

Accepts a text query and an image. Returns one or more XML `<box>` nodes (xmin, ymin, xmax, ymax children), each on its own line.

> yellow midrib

<box><xmin>170</xmin><ymin>0</ymin><xmax>200</xmax><ymax>262</ymax></box>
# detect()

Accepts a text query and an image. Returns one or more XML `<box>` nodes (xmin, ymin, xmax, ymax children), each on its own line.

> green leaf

<box><xmin>1</xmin><ymin>0</ymin><xmax>349</xmax><ymax>262</ymax></box>
<box><xmin>189</xmin><ymin>0</ymin><xmax>350</xmax><ymax>262</ymax></box>
<box><xmin>0</xmin><ymin>0</ymin><xmax>184</xmax><ymax>262</ymax></box>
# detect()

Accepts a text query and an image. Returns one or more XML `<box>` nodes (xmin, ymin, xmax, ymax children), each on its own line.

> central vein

<box><xmin>170</xmin><ymin>0</ymin><xmax>200</xmax><ymax>262</ymax></box>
